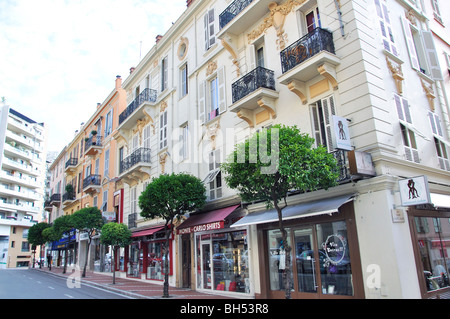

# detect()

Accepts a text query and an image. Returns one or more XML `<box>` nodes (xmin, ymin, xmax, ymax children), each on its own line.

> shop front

<box><xmin>408</xmin><ymin>194</ymin><xmax>450</xmax><ymax>299</ymax></box>
<box><xmin>128</xmin><ymin>225</ymin><xmax>173</xmax><ymax>281</ymax></box>
<box><xmin>50</xmin><ymin>229</ymin><xmax>77</xmax><ymax>268</ymax></box>
<box><xmin>177</xmin><ymin>205</ymin><xmax>252</xmax><ymax>296</ymax></box>
<box><xmin>233</xmin><ymin>194</ymin><xmax>365</xmax><ymax>299</ymax></box>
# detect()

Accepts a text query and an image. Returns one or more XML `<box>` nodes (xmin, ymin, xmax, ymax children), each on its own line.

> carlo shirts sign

<box><xmin>399</xmin><ymin>175</ymin><xmax>431</xmax><ymax>206</ymax></box>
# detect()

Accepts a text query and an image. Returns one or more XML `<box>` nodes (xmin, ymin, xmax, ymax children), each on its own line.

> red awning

<box><xmin>177</xmin><ymin>205</ymin><xmax>240</xmax><ymax>234</ymax></box>
<box><xmin>132</xmin><ymin>226</ymin><xmax>165</xmax><ymax>238</ymax></box>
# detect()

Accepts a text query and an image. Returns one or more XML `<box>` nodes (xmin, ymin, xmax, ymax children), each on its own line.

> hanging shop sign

<box><xmin>332</xmin><ymin>115</ymin><xmax>352</xmax><ymax>151</ymax></box>
<box><xmin>348</xmin><ymin>150</ymin><xmax>376</xmax><ymax>176</ymax></box>
<box><xmin>399</xmin><ymin>175</ymin><xmax>431</xmax><ymax>206</ymax></box>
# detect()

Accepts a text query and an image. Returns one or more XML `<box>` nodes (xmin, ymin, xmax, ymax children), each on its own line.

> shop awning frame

<box><xmin>231</xmin><ymin>194</ymin><xmax>356</xmax><ymax>228</ymax></box>
<box><xmin>132</xmin><ymin>225</ymin><xmax>165</xmax><ymax>238</ymax></box>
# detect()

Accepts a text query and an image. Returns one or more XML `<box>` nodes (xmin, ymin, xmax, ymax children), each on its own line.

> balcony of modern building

<box><xmin>218</xmin><ymin>0</ymin><xmax>283</xmax><ymax>37</ymax></box>
<box><xmin>0</xmin><ymin>185</ymin><xmax>40</xmax><ymax>202</ymax></box>
<box><xmin>278</xmin><ymin>27</ymin><xmax>340</xmax><ymax>103</ymax></box>
<box><xmin>84</xmin><ymin>134</ymin><xmax>103</xmax><ymax>157</ymax></box>
<box><xmin>7</xmin><ymin>117</ymin><xmax>45</xmax><ymax>142</ymax></box>
<box><xmin>0</xmin><ymin>171</ymin><xmax>41</xmax><ymax>190</ymax></box>
<box><xmin>118</xmin><ymin>88</ymin><xmax>157</xmax><ymax>131</ymax></box>
<box><xmin>118</xmin><ymin>148</ymin><xmax>152</xmax><ymax>185</ymax></box>
<box><xmin>229</xmin><ymin>66</ymin><xmax>279</xmax><ymax>127</ymax></box>
<box><xmin>83</xmin><ymin>174</ymin><xmax>102</xmax><ymax>195</ymax></box>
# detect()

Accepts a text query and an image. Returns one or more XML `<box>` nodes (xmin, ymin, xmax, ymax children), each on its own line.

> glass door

<box><xmin>294</xmin><ymin>228</ymin><xmax>318</xmax><ymax>293</ymax></box>
<box><xmin>201</xmin><ymin>242</ymin><xmax>212</xmax><ymax>289</ymax></box>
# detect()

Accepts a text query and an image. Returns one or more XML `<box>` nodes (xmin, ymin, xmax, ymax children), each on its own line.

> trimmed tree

<box><xmin>71</xmin><ymin>207</ymin><xmax>105</xmax><ymax>277</ymax></box>
<box><xmin>28</xmin><ymin>222</ymin><xmax>50</xmax><ymax>268</ymax></box>
<box><xmin>221</xmin><ymin>125</ymin><xmax>339</xmax><ymax>299</ymax></box>
<box><xmin>139</xmin><ymin>173</ymin><xmax>206</xmax><ymax>298</ymax></box>
<box><xmin>52</xmin><ymin>215</ymin><xmax>74</xmax><ymax>274</ymax></box>
<box><xmin>100</xmin><ymin>223</ymin><xmax>132</xmax><ymax>284</ymax></box>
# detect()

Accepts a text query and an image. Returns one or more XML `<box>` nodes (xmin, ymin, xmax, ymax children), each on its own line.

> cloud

<box><xmin>0</xmin><ymin>0</ymin><xmax>186</xmax><ymax>154</ymax></box>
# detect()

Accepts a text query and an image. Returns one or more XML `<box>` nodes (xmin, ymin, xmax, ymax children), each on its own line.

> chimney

<box><xmin>187</xmin><ymin>0</ymin><xmax>194</xmax><ymax>6</ymax></box>
<box><xmin>156</xmin><ymin>35</ymin><xmax>163</xmax><ymax>43</ymax></box>
<box><xmin>115</xmin><ymin>75</ymin><xmax>122</xmax><ymax>90</ymax></box>
<box><xmin>97</xmin><ymin>103</ymin><xmax>101</xmax><ymax>109</ymax></box>
<box><xmin>129</xmin><ymin>67</ymin><xmax>135</xmax><ymax>74</ymax></box>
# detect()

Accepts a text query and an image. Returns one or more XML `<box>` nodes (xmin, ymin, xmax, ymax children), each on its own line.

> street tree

<box><xmin>100</xmin><ymin>222</ymin><xmax>132</xmax><ymax>284</ymax></box>
<box><xmin>139</xmin><ymin>173</ymin><xmax>206</xmax><ymax>298</ymax></box>
<box><xmin>28</xmin><ymin>222</ymin><xmax>50</xmax><ymax>268</ymax></box>
<box><xmin>221</xmin><ymin>125</ymin><xmax>339</xmax><ymax>298</ymax></box>
<box><xmin>52</xmin><ymin>215</ymin><xmax>74</xmax><ymax>274</ymax></box>
<box><xmin>71</xmin><ymin>207</ymin><xmax>105</xmax><ymax>277</ymax></box>
<box><xmin>42</xmin><ymin>225</ymin><xmax>61</xmax><ymax>270</ymax></box>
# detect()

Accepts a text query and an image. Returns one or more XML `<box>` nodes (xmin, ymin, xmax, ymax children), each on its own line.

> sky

<box><xmin>0</xmin><ymin>0</ymin><xmax>187</xmax><ymax>155</ymax></box>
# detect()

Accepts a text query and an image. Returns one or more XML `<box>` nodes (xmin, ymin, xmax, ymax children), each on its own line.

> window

<box><xmin>102</xmin><ymin>190</ymin><xmax>108</xmax><ymax>212</ymax></box>
<box><xmin>401</xmin><ymin>16</ymin><xmax>443</xmax><ymax>80</ymax></box>
<box><xmin>434</xmin><ymin>138</ymin><xmax>450</xmax><ymax>171</ymax></box>
<box><xmin>21</xmin><ymin>241</ymin><xmax>29</xmax><ymax>252</ymax></box>
<box><xmin>180</xmin><ymin>64</ymin><xmax>188</xmax><ymax>98</ymax></box>
<box><xmin>401</xmin><ymin>124</ymin><xmax>420</xmax><ymax>163</ymax></box>
<box><xmin>209</xmin><ymin>77</ymin><xmax>219</xmax><ymax>121</ymax></box>
<box><xmin>104</xmin><ymin>109</ymin><xmax>113</xmax><ymax>137</ymax></box>
<box><xmin>204</xmin><ymin>9</ymin><xmax>216</xmax><ymax>51</ymax></box>
<box><xmin>431</xmin><ymin>0</ymin><xmax>443</xmax><ymax>24</ymax></box>
<box><xmin>179</xmin><ymin>124</ymin><xmax>189</xmax><ymax>161</ymax></box>
<box><xmin>310</xmin><ymin>96</ymin><xmax>336</xmax><ymax>152</ymax></box>
<box><xmin>161</xmin><ymin>56</ymin><xmax>168</xmax><ymax>92</ymax></box>
<box><xmin>305</xmin><ymin>7</ymin><xmax>321</xmax><ymax>33</ymax></box>
<box><xmin>130</xmin><ymin>187</ymin><xmax>137</xmax><ymax>217</ymax></box>
<box><xmin>159</xmin><ymin>111</ymin><xmax>168</xmax><ymax>150</ymax></box>
<box><xmin>104</xmin><ymin>149</ymin><xmax>110</xmax><ymax>175</ymax></box>
<box><xmin>374</xmin><ymin>0</ymin><xmax>398</xmax><ymax>57</ymax></box>
<box><xmin>256</xmin><ymin>47</ymin><xmax>265</xmax><ymax>68</ymax></box>
<box><xmin>205</xmin><ymin>149</ymin><xmax>222</xmax><ymax>200</ymax></box>
<box><xmin>144</xmin><ymin>123</ymin><xmax>151</xmax><ymax>150</ymax></box>
<box><xmin>199</xmin><ymin>67</ymin><xmax>226</xmax><ymax>123</ymax></box>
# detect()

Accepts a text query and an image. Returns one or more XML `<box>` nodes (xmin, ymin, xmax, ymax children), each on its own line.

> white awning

<box><xmin>430</xmin><ymin>193</ymin><xmax>450</xmax><ymax>208</ymax></box>
<box><xmin>232</xmin><ymin>194</ymin><xmax>355</xmax><ymax>228</ymax></box>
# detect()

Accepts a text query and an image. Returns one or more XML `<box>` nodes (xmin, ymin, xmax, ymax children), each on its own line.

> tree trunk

<box><xmin>162</xmin><ymin>220</ymin><xmax>172</xmax><ymax>298</ymax></box>
<box><xmin>63</xmin><ymin>247</ymin><xmax>68</xmax><ymax>274</ymax></box>
<box><xmin>112</xmin><ymin>246</ymin><xmax>116</xmax><ymax>285</ymax></box>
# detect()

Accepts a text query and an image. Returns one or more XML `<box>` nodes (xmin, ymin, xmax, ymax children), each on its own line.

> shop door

<box><xmin>200</xmin><ymin>242</ymin><xmax>212</xmax><ymax>290</ymax></box>
<box><xmin>181</xmin><ymin>234</ymin><xmax>191</xmax><ymax>288</ymax></box>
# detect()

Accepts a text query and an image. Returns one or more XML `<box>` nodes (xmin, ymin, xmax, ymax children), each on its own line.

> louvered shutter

<box><xmin>218</xmin><ymin>67</ymin><xmax>226</xmax><ymax>114</ymax></box>
<box><xmin>401</xmin><ymin>17</ymin><xmax>420</xmax><ymax>71</ymax></box>
<box><xmin>421</xmin><ymin>30</ymin><xmax>443</xmax><ymax>81</ymax></box>
<box><xmin>199</xmin><ymin>81</ymin><xmax>206</xmax><ymax>123</ymax></box>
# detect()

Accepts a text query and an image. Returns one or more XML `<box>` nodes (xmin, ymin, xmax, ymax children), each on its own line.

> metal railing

<box><xmin>331</xmin><ymin>149</ymin><xmax>351</xmax><ymax>183</ymax></box>
<box><xmin>84</xmin><ymin>135</ymin><xmax>102</xmax><ymax>152</ymax></box>
<box><xmin>280</xmin><ymin>28</ymin><xmax>335</xmax><ymax>74</ymax></box>
<box><xmin>219</xmin><ymin>0</ymin><xmax>254</xmax><ymax>29</ymax></box>
<box><xmin>65</xmin><ymin>157</ymin><xmax>78</xmax><ymax>169</ymax></box>
<box><xmin>119</xmin><ymin>148</ymin><xmax>151</xmax><ymax>174</ymax></box>
<box><xmin>231</xmin><ymin>66</ymin><xmax>276</xmax><ymax>103</ymax></box>
<box><xmin>83</xmin><ymin>174</ymin><xmax>101</xmax><ymax>189</ymax></box>
<box><xmin>62</xmin><ymin>192</ymin><xmax>76</xmax><ymax>202</ymax></box>
<box><xmin>119</xmin><ymin>88</ymin><xmax>157</xmax><ymax>125</ymax></box>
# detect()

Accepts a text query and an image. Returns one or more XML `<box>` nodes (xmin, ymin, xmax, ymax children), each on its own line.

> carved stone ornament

<box><xmin>405</xmin><ymin>10</ymin><xmax>417</xmax><ymax>26</ymax></box>
<box><xmin>386</xmin><ymin>57</ymin><xmax>404</xmax><ymax>95</ymax></box>
<box><xmin>420</xmin><ymin>79</ymin><xmax>436</xmax><ymax>111</ymax></box>
<box><xmin>160</xmin><ymin>100</ymin><xmax>168</xmax><ymax>113</ymax></box>
<box><xmin>206</xmin><ymin>119</ymin><xmax>220</xmax><ymax>150</ymax></box>
<box><xmin>206</xmin><ymin>60</ymin><xmax>218</xmax><ymax>77</ymax></box>
<box><xmin>247</xmin><ymin>0</ymin><xmax>305</xmax><ymax>50</ymax></box>
<box><xmin>221</xmin><ymin>37</ymin><xmax>241</xmax><ymax>77</ymax></box>
<box><xmin>132</xmin><ymin>116</ymin><xmax>153</xmax><ymax>144</ymax></box>
<box><xmin>159</xmin><ymin>152</ymin><xmax>168</xmax><ymax>174</ymax></box>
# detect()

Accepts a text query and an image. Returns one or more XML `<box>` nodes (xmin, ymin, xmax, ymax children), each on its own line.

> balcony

<box><xmin>49</xmin><ymin>193</ymin><xmax>61</xmax><ymax>207</ymax></box>
<box><xmin>119</xmin><ymin>148</ymin><xmax>151</xmax><ymax>185</ymax></box>
<box><xmin>229</xmin><ymin>66</ymin><xmax>278</xmax><ymax>127</ymax></box>
<box><xmin>83</xmin><ymin>174</ymin><xmax>102</xmax><ymax>195</ymax></box>
<box><xmin>65</xmin><ymin>157</ymin><xmax>79</xmax><ymax>175</ymax></box>
<box><xmin>118</xmin><ymin>88</ymin><xmax>157</xmax><ymax>130</ymax></box>
<box><xmin>218</xmin><ymin>0</ymin><xmax>282</xmax><ymax>37</ymax></box>
<box><xmin>278</xmin><ymin>28</ymin><xmax>340</xmax><ymax>94</ymax></box>
<box><xmin>84</xmin><ymin>135</ymin><xmax>102</xmax><ymax>156</ymax></box>
<box><xmin>62</xmin><ymin>192</ymin><xmax>77</xmax><ymax>206</ymax></box>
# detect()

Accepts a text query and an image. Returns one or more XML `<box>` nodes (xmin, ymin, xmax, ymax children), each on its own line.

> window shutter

<box><xmin>311</xmin><ymin>105</ymin><xmax>322</xmax><ymax>147</ymax></box>
<box><xmin>218</xmin><ymin>67</ymin><xmax>226</xmax><ymax>114</ymax></box>
<box><xmin>400</xmin><ymin>17</ymin><xmax>420</xmax><ymax>71</ymax></box>
<box><xmin>204</xmin><ymin>13</ymin><xmax>210</xmax><ymax>50</ymax></box>
<box><xmin>323</xmin><ymin>96</ymin><xmax>336</xmax><ymax>152</ymax></box>
<box><xmin>249</xmin><ymin>44</ymin><xmax>256</xmax><ymax>70</ymax></box>
<box><xmin>199</xmin><ymin>81</ymin><xmax>206</xmax><ymax>123</ymax></box>
<box><xmin>421</xmin><ymin>30</ymin><xmax>443</xmax><ymax>81</ymax></box>
<box><xmin>375</xmin><ymin>0</ymin><xmax>398</xmax><ymax>56</ymax></box>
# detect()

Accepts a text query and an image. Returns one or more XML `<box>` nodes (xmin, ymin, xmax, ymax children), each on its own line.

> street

<box><xmin>0</xmin><ymin>268</ymin><xmax>130</xmax><ymax>299</ymax></box>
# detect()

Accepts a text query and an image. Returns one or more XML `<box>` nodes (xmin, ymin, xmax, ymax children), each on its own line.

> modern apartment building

<box><xmin>0</xmin><ymin>102</ymin><xmax>47</xmax><ymax>268</ymax></box>
<box><xmin>51</xmin><ymin>0</ymin><xmax>450</xmax><ymax>299</ymax></box>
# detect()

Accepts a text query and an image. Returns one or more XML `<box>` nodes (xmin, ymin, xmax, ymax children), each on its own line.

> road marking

<box><xmin>64</xmin><ymin>294</ymin><xmax>74</xmax><ymax>298</ymax></box>
<box><xmin>36</xmin><ymin>281</ymin><xmax>42</xmax><ymax>284</ymax></box>
<box><xmin>48</xmin><ymin>286</ymin><xmax>55</xmax><ymax>290</ymax></box>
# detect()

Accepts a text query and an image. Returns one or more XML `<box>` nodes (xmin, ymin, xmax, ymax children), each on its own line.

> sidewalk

<box><xmin>31</xmin><ymin>266</ymin><xmax>236</xmax><ymax>299</ymax></box>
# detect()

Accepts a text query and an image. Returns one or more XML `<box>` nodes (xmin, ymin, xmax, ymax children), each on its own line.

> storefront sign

<box><xmin>102</xmin><ymin>211</ymin><xmax>116</xmax><ymax>221</ymax></box>
<box><xmin>332</xmin><ymin>115</ymin><xmax>352</xmax><ymax>151</ymax></box>
<box><xmin>322</xmin><ymin>234</ymin><xmax>347</xmax><ymax>266</ymax></box>
<box><xmin>178</xmin><ymin>221</ymin><xmax>224</xmax><ymax>234</ymax></box>
<box><xmin>348</xmin><ymin>150</ymin><xmax>376</xmax><ymax>176</ymax></box>
<box><xmin>399</xmin><ymin>175</ymin><xmax>431</xmax><ymax>206</ymax></box>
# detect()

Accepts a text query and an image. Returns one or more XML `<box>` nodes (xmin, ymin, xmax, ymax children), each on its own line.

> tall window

<box><xmin>310</xmin><ymin>96</ymin><xmax>336</xmax><ymax>152</ymax></box>
<box><xmin>179</xmin><ymin>124</ymin><xmax>189</xmax><ymax>161</ymax></box>
<box><xmin>130</xmin><ymin>187</ymin><xmax>137</xmax><ymax>216</ymax></box>
<box><xmin>104</xmin><ymin>149</ymin><xmax>110</xmax><ymax>175</ymax></box>
<box><xmin>374</xmin><ymin>0</ymin><xmax>398</xmax><ymax>57</ymax></box>
<box><xmin>209</xmin><ymin>76</ymin><xmax>219</xmax><ymax>121</ymax></box>
<box><xmin>204</xmin><ymin>149</ymin><xmax>222</xmax><ymax>200</ymax></box>
<box><xmin>159</xmin><ymin>110</ymin><xmax>168</xmax><ymax>150</ymax></box>
<box><xmin>204</xmin><ymin>9</ymin><xmax>216</xmax><ymax>51</ymax></box>
<box><xmin>305</xmin><ymin>7</ymin><xmax>321</xmax><ymax>33</ymax></box>
<box><xmin>180</xmin><ymin>64</ymin><xmax>188</xmax><ymax>98</ymax></box>
<box><xmin>431</xmin><ymin>0</ymin><xmax>443</xmax><ymax>24</ymax></box>
<box><xmin>394</xmin><ymin>94</ymin><xmax>420</xmax><ymax>163</ymax></box>
<box><xmin>161</xmin><ymin>56</ymin><xmax>168</xmax><ymax>92</ymax></box>
<box><xmin>256</xmin><ymin>46</ymin><xmax>265</xmax><ymax>68</ymax></box>
<box><xmin>104</xmin><ymin>109</ymin><xmax>113</xmax><ymax>136</ymax></box>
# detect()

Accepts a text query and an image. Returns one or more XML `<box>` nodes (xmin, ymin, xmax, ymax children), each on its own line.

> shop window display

<box><xmin>196</xmin><ymin>230</ymin><xmax>249</xmax><ymax>293</ymax></box>
<box><xmin>414</xmin><ymin>217</ymin><xmax>450</xmax><ymax>292</ymax></box>
<box><xmin>147</xmin><ymin>242</ymin><xmax>164</xmax><ymax>280</ymax></box>
<box><xmin>266</xmin><ymin>221</ymin><xmax>354</xmax><ymax>296</ymax></box>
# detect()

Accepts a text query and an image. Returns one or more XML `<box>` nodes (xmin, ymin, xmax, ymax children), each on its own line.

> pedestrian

<box><xmin>47</xmin><ymin>254</ymin><xmax>52</xmax><ymax>271</ymax></box>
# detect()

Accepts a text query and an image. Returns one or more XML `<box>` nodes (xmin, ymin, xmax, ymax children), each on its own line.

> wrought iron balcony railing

<box><xmin>84</xmin><ymin>135</ymin><xmax>102</xmax><ymax>152</ymax></box>
<box><xmin>119</xmin><ymin>88</ymin><xmax>157</xmax><ymax>125</ymax></box>
<box><xmin>119</xmin><ymin>148</ymin><xmax>151</xmax><ymax>174</ymax></box>
<box><xmin>232</xmin><ymin>66</ymin><xmax>276</xmax><ymax>103</ymax></box>
<box><xmin>219</xmin><ymin>0</ymin><xmax>254</xmax><ymax>29</ymax></box>
<box><xmin>331</xmin><ymin>149</ymin><xmax>351</xmax><ymax>183</ymax></box>
<box><xmin>83</xmin><ymin>174</ymin><xmax>101</xmax><ymax>189</ymax></box>
<box><xmin>62</xmin><ymin>192</ymin><xmax>76</xmax><ymax>202</ymax></box>
<box><xmin>280</xmin><ymin>28</ymin><xmax>335</xmax><ymax>74</ymax></box>
<box><xmin>65</xmin><ymin>157</ymin><xmax>78</xmax><ymax>169</ymax></box>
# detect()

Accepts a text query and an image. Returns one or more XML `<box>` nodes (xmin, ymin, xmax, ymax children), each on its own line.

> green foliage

<box><xmin>42</xmin><ymin>226</ymin><xmax>60</xmax><ymax>242</ymax></box>
<box><xmin>28</xmin><ymin>222</ymin><xmax>50</xmax><ymax>247</ymax></box>
<box><xmin>222</xmin><ymin>124</ymin><xmax>339</xmax><ymax>207</ymax></box>
<box><xmin>52</xmin><ymin>215</ymin><xmax>74</xmax><ymax>238</ymax></box>
<box><xmin>100</xmin><ymin>223</ymin><xmax>132</xmax><ymax>247</ymax></box>
<box><xmin>139</xmin><ymin>173</ymin><xmax>207</xmax><ymax>222</ymax></box>
<box><xmin>71</xmin><ymin>206</ymin><xmax>104</xmax><ymax>235</ymax></box>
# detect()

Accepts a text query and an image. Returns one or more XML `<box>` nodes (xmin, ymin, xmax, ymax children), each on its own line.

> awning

<box><xmin>232</xmin><ymin>194</ymin><xmax>355</xmax><ymax>228</ymax></box>
<box><xmin>177</xmin><ymin>204</ymin><xmax>240</xmax><ymax>234</ymax></box>
<box><xmin>430</xmin><ymin>193</ymin><xmax>450</xmax><ymax>208</ymax></box>
<box><xmin>132</xmin><ymin>226</ymin><xmax>165</xmax><ymax>238</ymax></box>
